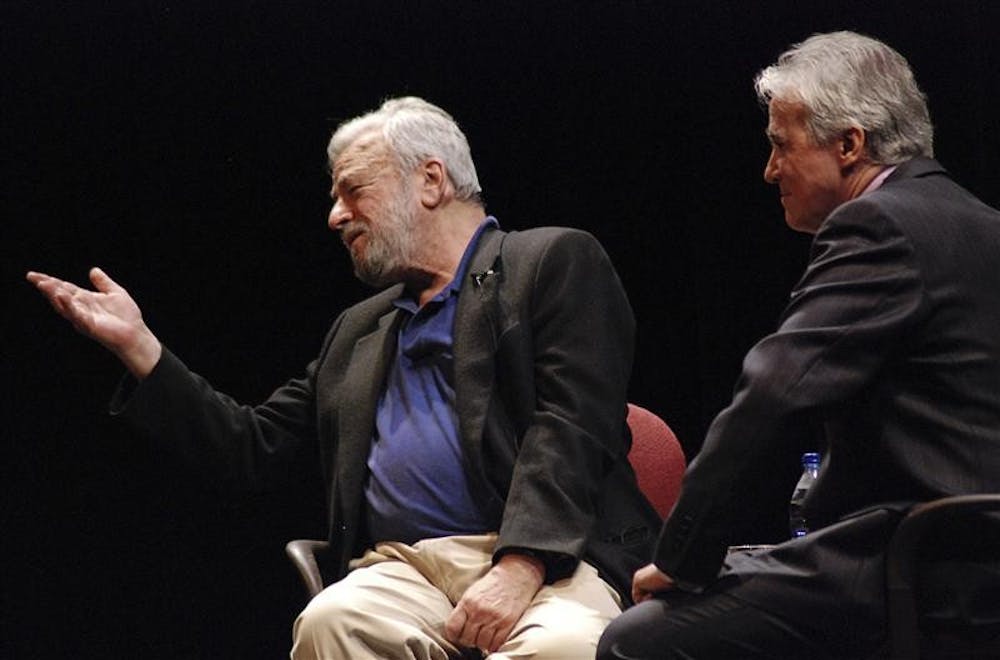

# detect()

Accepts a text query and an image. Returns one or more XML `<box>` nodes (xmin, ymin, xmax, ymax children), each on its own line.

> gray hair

<box><xmin>327</xmin><ymin>96</ymin><xmax>483</xmax><ymax>204</ymax></box>
<box><xmin>755</xmin><ymin>31</ymin><xmax>934</xmax><ymax>163</ymax></box>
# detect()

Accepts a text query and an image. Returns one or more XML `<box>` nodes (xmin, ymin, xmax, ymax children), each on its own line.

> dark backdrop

<box><xmin>4</xmin><ymin>1</ymin><xmax>998</xmax><ymax>657</ymax></box>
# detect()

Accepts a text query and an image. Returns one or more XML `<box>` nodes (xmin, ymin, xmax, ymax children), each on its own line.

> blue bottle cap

<box><xmin>802</xmin><ymin>452</ymin><xmax>821</xmax><ymax>467</ymax></box>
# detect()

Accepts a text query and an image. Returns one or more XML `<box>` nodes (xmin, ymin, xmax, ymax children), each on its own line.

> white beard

<box><xmin>347</xmin><ymin>181</ymin><xmax>418</xmax><ymax>287</ymax></box>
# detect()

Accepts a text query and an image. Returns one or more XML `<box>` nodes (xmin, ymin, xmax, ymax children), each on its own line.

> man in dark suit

<box><xmin>27</xmin><ymin>97</ymin><xmax>659</xmax><ymax>658</ymax></box>
<box><xmin>599</xmin><ymin>31</ymin><xmax>1000</xmax><ymax>659</ymax></box>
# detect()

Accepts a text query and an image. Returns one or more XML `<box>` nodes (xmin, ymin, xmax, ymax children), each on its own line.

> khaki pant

<box><xmin>292</xmin><ymin>534</ymin><xmax>621</xmax><ymax>659</ymax></box>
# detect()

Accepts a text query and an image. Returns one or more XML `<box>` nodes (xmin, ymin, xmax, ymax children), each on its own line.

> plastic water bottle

<box><xmin>788</xmin><ymin>452</ymin><xmax>821</xmax><ymax>538</ymax></box>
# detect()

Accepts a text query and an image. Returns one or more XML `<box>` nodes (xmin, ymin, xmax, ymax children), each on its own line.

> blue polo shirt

<box><xmin>364</xmin><ymin>217</ymin><xmax>498</xmax><ymax>544</ymax></box>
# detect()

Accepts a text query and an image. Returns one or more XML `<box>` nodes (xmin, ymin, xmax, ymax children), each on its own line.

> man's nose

<box><xmin>763</xmin><ymin>149</ymin><xmax>779</xmax><ymax>184</ymax></box>
<box><xmin>328</xmin><ymin>199</ymin><xmax>351</xmax><ymax>231</ymax></box>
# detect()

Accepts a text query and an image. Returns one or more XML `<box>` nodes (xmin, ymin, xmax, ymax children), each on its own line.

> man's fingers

<box><xmin>458</xmin><ymin>620</ymin><xmax>481</xmax><ymax>648</ymax></box>
<box><xmin>446</xmin><ymin>604</ymin><xmax>495</xmax><ymax>651</ymax></box>
<box><xmin>28</xmin><ymin>271</ymin><xmax>88</xmax><ymax>303</ymax></box>
<box><xmin>474</xmin><ymin>625</ymin><xmax>495</xmax><ymax>652</ymax></box>
<box><xmin>26</xmin><ymin>271</ymin><xmax>62</xmax><ymax>297</ymax></box>
<box><xmin>89</xmin><ymin>267</ymin><xmax>123</xmax><ymax>293</ymax></box>
<box><xmin>26</xmin><ymin>271</ymin><xmax>96</xmax><ymax>328</ymax></box>
<box><xmin>482</xmin><ymin>624</ymin><xmax>511</xmax><ymax>654</ymax></box>
<box><xmin>444</xmin><ymin>606</ymin><xmax>467</xmax><ymax>644</ymax></box>
<box><xmin>35</xmin><ymin>279</ymin><xmax>78</xmax><ymax>317</ymax></box>
<box><xmin>25</xmin><ymin>271</ymin><xmax>48</xmax><ymax>286</ymax></box>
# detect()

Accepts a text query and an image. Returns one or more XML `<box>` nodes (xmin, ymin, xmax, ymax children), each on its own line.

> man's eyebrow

<box><xmin>331</xmin><ymin>170</ymin><xmax>352</xmax><ymax>192</ymax></box>
<box><xmin>334</xmin><ymin>162</ymin><xmax>366</xmax><ymax>184</ymax></box>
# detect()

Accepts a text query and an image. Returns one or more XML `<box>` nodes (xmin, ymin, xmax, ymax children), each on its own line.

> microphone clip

<box><xmin>471</xmin><ymin>268</ymin><xmax>498</xmax><ymax>288</ymax></box>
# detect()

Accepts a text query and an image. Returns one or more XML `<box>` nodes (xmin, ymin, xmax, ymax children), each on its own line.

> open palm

<box><xmin>27</xmin><ymin>267</ymin><xmax>162</xmax><ymax>377</ymax></box>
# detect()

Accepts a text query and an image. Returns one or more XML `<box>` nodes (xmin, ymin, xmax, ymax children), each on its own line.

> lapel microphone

<box><xmin>471</xmin><ymin>252</ymin><xmax>504</xmax><ymax>288</ymax></box>
<box><xmin>471</xmin><ymin>268</ymin><xmax>498</xmax><ymax>287</ymax></box>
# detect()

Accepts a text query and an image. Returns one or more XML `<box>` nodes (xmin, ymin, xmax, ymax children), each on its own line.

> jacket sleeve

<box><xmin>494</xmin><ymin>229</ymin><xmax>636</xmax><ymax>581</ymax></box>
<box><xmin>654</xmin><ymin>200</ymin><xmax>927</xmax><ymax>586</ymax></box>
<box><xmin>108</xmin><ymin>323</ymin><xmax>335</xmax><ymax>494</ymax></box>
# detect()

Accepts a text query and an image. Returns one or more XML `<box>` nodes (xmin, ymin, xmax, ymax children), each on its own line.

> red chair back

<box><xmin>626</xmin><ymin>403</ymin><xmax>686</xmax><ymax>519</ymax></box>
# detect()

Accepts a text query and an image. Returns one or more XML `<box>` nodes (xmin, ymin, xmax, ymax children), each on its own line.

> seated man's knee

<box><xmin>504</xmin><ymin>625</ymin><xmax>605</xmax><ymax>660</ymax></box>
<box><xmin>293</xmin><ymin>594</ymin><xmax>351</xmax><ymax>647</ymax></box>
<box><xmin>597</xmin><ymin>600</ymin><xmax>668</xmax><ymax>660</ymax></box>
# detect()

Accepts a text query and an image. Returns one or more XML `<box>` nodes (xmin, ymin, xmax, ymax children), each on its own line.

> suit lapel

<box><xmin>454</xmin><ymin>228</ymin><xmax>507</xmax><ymax>470</ymax></box>
<box><xmin>334</xmin><ymin>304</ymin><xmax>403</xmax><ymax>530</ymax></box>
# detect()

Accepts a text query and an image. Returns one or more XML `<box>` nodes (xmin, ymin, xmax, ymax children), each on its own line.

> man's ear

<box><xmin>839</xmin><ymin>126</ymin><xmax>867</xmax><ymax>167</ymax></box>
<box><xmin>419</xmin><ymin>158</ymin><xmax>449</xmax><ymax>208</ymax></box>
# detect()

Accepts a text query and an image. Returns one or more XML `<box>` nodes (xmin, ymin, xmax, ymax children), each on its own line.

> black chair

<box><xmin>882</xmin><ymin>494</ymin><xmax>1000</xmax><ymax>659</ymax></box>
<box><xmin>285</xmin><ymin>538</ymin><xmax>331</xmax><ymax>600</ymax></box>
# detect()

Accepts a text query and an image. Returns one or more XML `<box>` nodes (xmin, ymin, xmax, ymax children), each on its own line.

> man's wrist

<box><xmin>118</xmin><ymin>329</ymin><xmax>162</xmax><ymax>380</ymax></box>
<box><xmin>496</xmin><ymin>550</ymin><xmax>545</xmax><ymax>584</ymax></box>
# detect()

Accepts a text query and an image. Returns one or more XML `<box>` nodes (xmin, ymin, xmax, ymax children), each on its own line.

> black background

<box><xmin>4</xmin><ymin>1</ymin><xmax>999</xmax><ymax>657</ymax></box>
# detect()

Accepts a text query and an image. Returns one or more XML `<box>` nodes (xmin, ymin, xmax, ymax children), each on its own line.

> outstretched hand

<box><xmin>26</xmin><ymin>267</ymin><xmax>162</xmax><ymax>378</ymax></box>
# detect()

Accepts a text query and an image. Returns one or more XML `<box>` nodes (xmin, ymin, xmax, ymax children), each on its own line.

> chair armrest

<box><xmin>886</xmin><ymin>494</ymin><xmax>1000</xmax><ymax>660</ymax></box>
<box><xmin>285</xmin><ymin>539</ymin><xmax>331</xmax><ymax>599</ymax></box>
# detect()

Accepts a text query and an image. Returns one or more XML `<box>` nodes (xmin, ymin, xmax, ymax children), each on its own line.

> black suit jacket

<box><xmin>654</xmin><ymin>158</ymin><xmax>1000</xmax><ymax>644</ymax></box>
<box><xmin>114</xmin><ymin>225</ymin><xmax>660</xmax><ymax>600</ymax></box>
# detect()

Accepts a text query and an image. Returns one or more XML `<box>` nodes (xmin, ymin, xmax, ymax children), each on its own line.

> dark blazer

<box><xmin>653</xmin><ymin>158</ymin><xmax>1000</xmax><ymax>647</ymax></box>
<box><xmin>114</xmin><ymin>225</ymin><xmax>660</xmax><ymax>600</ymax></box>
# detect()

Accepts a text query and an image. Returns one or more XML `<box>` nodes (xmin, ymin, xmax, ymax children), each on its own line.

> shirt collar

<box><xmin>447</xmin><ymin>216</ymin><xmax>499</xmax><ymax>297</ymax></box>
<box><xmin>394</xmin><ymin>215</ymin><xmax>500</xmax><ymax>312</ymax></box>
<box><xmin>862</xmin><ymin>165</ymin><xmax>898</xmax><ymax>195</ymax></box>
